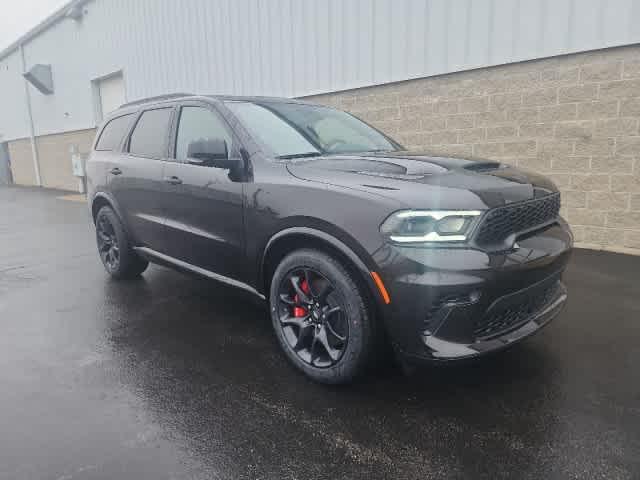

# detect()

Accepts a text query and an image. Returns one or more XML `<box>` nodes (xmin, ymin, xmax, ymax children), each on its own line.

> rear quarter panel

<box><xmin>85</xmin><ymin>150</ymin><xmax>113</xmax><ymax>213</ymax></box>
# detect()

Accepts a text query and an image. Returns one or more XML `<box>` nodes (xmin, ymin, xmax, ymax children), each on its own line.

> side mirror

<box><xmin>187</xmin><ymin>138</ymin><xmax>239</xmax><ymax>169</ymax></box>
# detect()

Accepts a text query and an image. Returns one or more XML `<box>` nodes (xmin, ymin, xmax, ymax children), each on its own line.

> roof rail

<box><xmin>119</xmin><ymin>93</ymin><xmax>194</xmax><ymax>109</ymax></box>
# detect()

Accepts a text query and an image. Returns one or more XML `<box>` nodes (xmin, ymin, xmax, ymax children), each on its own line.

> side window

<box><xmin>95</xmin><ymin>114</ymin><xmax>134</xmax><ymax>151</ymax></box>
<box><xmin>128</xmin><ymin>108</ymin><xmax>173</xmax><ymax>158</ymax></box>
<box><xmin>175</xmin><ymin>106</ymin><xmax>233</xmax><ymax>162</ymax></box>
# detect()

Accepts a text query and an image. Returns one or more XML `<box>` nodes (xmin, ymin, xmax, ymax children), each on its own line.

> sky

<box><xmin>0</xmin><ymin>0</ymin><xmax>68</xmax><ymax>51</ymax></box>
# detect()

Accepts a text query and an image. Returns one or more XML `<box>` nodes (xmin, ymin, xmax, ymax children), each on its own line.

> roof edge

<box><xmin>0</xmin><ymin>0</ymin><xmax>90</xmax><ymax>62</ymax></box>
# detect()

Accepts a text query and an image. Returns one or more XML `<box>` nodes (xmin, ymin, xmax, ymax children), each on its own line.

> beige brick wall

<box><xmin>36</xmin><ymin>129</ymin><xmax>96</xmax><ymax>191</ymax></box>
<box><xmin>8</xmin><ymin>138</ymin><xmax>37</xmax><ymax>186</ymax></box>
<box><xmin>8</xmin><ymin>128</ymin><xmax>96</xmax><ymax>191</ymax></box>
<box><xmin>305</xmin><ymin>45</ymin><xmax>640</xmax><ymax>253</ymax></box>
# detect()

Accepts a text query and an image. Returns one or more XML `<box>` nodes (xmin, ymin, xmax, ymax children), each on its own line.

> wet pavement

<box><xmin>1</xmin><ymin>185</ymin><xmax>639</xmax><ymax>480</ymax></box>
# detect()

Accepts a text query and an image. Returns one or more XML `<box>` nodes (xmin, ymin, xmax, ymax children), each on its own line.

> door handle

<box><xmin>109</xmin><ymin>167</ymin><xmax>122</xmax><ymax>175</ymax></box>
<box><xmin>165</xmin><ymin>175</ymin><xmax>183</xmax><ymax>185</ymax></box>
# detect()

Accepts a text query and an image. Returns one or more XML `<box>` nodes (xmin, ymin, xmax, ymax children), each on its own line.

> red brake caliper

<box><xmin>293</xmin><ymin>279</ymin><xmax>310</xmax><ymax>318</ymax></box>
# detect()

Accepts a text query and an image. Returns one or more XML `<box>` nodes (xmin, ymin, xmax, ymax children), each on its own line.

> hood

<box><xmin>285</xmin><ymin>151</ymin><xmax>558</xmax><ymax>210</ymax></box>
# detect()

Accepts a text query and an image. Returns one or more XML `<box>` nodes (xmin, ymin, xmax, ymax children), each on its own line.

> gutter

<box><xmin>20</xmin><ymin>44</ymin><xmax>41</xmax><ymax>186</ymax></box>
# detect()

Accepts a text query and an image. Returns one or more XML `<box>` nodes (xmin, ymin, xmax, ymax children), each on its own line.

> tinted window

<box><xmin>95</xmin><ymin>114</ymin><xmax>134</xmax><ymax>151</ymax></box>
<box><xmin>226</xmin><ymin>102</ymin><xmax>317</xmax><ymax>158</ymax></box>
<box><xmin>128</xmin><ymin>108</ymin><xmax>172</xmax><ymax>158</ymax></box>
<box><xmin>226</xmin><ymin>101</ymin><xmax>399</xmax><ymax>158</ymax></box>
<box><xmin>175</xmin><ymin>107</ymin><xmax>233</xmax><ymax>162</ymax></box>
<box><xmin>271</xmin><ymin>102</ymin><xmax>396</xmax><ymax>154</ymax></box>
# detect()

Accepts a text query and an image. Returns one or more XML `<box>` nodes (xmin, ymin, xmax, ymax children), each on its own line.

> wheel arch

<box><xmin>90</xmin><ymin>192</ymin><xmax>132</xmax><ymax>239</ymax></box>
<box><xmin>260</xmin><ymin>227</ymin><xmax>388</xmax><ymax>315</ymax></box>
<box><xmin>91</xmin><ymin>192</ymin><xmax>120</xmax><ymax>221</ymax></box>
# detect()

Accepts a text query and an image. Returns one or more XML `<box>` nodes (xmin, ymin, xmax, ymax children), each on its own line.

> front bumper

<box><xmin>418</xmin><ymin>279</ymin><xmax>566</xmax><ymax>361</ymax></box>
<box><xmin>371</xmin><ymin>221</ymin><xmax>573</xmax><ymax>362</ymax></box>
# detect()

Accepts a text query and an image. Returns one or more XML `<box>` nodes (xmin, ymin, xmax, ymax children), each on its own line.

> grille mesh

<box><xmin>474</xmin><ymin>279</ymin><xmax>561</xmax><ymax>340</ymax></box>
<box><xmin>475</xmin><ymin>193</ymin><xmax>561</xmax><ymax>246</ymax></box>
<box><xmin>423</xmin><ymin>293</ymin><xmax>470</xmax><ymax>332</ymax></box>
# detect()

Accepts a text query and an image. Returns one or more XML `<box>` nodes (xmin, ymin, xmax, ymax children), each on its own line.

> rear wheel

<box><xmin>269</xmin><ymin>249</ymin><xmax>376</xmax><ymax>384</ymax></box>
<box><xmin>95</xmin><ymin>206</ymin><xmax>148</xmax><ymax>279</ymax></box>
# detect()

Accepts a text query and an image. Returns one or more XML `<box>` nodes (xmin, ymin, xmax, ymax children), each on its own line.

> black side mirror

<box><xmin>187</xmin><ymin>138</ymin><xmax>239</xmax><ymax>169</ymax></box>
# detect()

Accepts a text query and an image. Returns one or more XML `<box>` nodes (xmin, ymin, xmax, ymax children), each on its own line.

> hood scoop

<box><xmin>354</xmin><ymin>170</ymin><xmax>426</xmax><ymax>180</ymax></box>
<box><xmin>286</xmin><ymin>150</ymin><xmax>557</xmax><ymax>209</ymax></box>
<box><xmin>462</xmin><ymin>161</ymin><xmax>504</xmax><ymax>173</ymax></box>
<box><xmin>299</xmin><ymin>158</ymin><xmax>407</xmax><ymax>175</ymax></box>
<box><xmin>292</xmin><ymin>156</ymin><xmax>447</xmax><ymax>179</ymax></box>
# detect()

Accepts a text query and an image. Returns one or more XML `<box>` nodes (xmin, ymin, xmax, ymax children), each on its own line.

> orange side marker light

<box><xmin>370</xmin><ymin>271</ymin><xmax>391</xmax><ymax>305</ymax></box>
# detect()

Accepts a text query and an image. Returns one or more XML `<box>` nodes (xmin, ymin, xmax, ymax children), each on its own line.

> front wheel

<box><xmin>269</xmin><ymin>249</ymin><xmax>377</xmax><ymax>384</ymax></box>
<box><xmin>95</xmin><ymin>206</ymin><xmax>148</xmax><ymax>279</ymax></box>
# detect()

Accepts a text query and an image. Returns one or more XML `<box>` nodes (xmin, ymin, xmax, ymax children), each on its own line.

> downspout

<box><xmin>19</xmin><ymin>43</ymin><xmax>42</xmax><ymax>187</ymax></box>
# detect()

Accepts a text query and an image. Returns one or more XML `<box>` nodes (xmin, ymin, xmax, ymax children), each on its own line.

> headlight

<box><xmin>380</xmin><ymin>210</ymin><xmax>483</xmax><ymax>243</ymax></box>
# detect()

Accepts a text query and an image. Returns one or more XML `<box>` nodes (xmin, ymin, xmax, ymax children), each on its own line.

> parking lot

<box><xmin>1</xmin><ymin>185</ymin><xmax>639</xmax><ymax>479</ymax></box>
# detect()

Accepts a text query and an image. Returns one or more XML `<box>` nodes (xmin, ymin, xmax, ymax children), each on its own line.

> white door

<box><xmin>98</xmin><ymin>73</ymin><xmax>125</xmax><ymax>118</ymax></box>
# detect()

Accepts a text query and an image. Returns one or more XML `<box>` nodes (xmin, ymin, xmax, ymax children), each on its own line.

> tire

<box><xmin>269</xmin><ymin>249</ymin><xmax>377</xmax><ymax>384</ymax></box>
<box><xmin>95</xmin><ymin>206</ymin><xmax>148</xmax><ymax>279</ymax></box>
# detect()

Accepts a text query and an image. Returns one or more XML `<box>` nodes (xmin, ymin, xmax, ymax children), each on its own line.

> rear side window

<box><xmin>95</xmin><ymin>114</ymin><xmax>134</xmax><ymax>151</ymax></box>
<box><xmin>128</xmin><ymin>108</ymin><xmax>173</xmax><ymax>158</ymax></box>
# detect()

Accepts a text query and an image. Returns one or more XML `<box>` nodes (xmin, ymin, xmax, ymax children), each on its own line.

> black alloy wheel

<box><xmin>270</xmin><ymin>249</ymin><xmax>377</xmax><ymax>384</ymax></box>
<box><xmin>96</xmin><ymin>214</ymin><xmax>120</xmax><ymax>272</ymax></box>
<box><xmin>94</xmin><ymin>206</ymin><xmax>148</xmax><ymax>279</ymax></box>
<box><xmin>276</xmin><ymin>267</ymin><xmax>349</xmax><ymax>368</ymax></box>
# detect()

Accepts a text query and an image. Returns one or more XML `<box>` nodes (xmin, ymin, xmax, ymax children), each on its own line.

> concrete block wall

<box><xmin>8</xmin><ymin>128</ymin><xmax>96</xmax><ymax>192</ymax></box>
<box><xmin>306</xmin><ymin>45</ymin><xmax>640</xmax><ymax>253</ymax></box>
<box><xmin>7</xmin><ymin>138</ymin><xmax>36</xmax><ymax>186</ymax></box>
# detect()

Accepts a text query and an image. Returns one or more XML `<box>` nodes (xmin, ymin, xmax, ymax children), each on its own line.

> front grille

<box><xmin>474</xmin><ymin>277</ymin><xmax>561</xmax><ymax>340</ymax></box>
<box><xmin>475</xmin><ymin>193</ymin><xmax>561</xmax><ymax>246</ymax></box>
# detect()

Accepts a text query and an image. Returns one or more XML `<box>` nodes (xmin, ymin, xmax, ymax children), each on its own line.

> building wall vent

<box><xmin>23</xmin><ymin>64</ymin><xmax>54</xmax><ymax>95</ymax></box>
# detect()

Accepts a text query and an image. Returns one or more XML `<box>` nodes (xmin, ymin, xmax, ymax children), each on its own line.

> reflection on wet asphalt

<box><xmin>1</xmin><ymin>186</ymin><xmax>639</xmax><ymax>479</ymax></box>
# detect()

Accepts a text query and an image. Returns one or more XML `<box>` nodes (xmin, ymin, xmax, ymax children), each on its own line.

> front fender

<box><xmin>258</xmin><ymin>225</ymin><xmax>389</xmax><ymax>313</ymax></box>
<box><xmin>261</xmin><ymin>225</ymin><xmax>372</xmax><ymax>276</ymax></box>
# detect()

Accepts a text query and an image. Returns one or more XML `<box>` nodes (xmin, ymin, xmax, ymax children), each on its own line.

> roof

<box><xmin>112</xmin><ymin>93</ymin><xmax>315</xmax><ymax>114</ymax></box>
<box><xmin>207</xmin><ymin>95</ymin><xmax>315</xmax><ymax>105</ymax></box>
<box><xmin>0</xmin><ymin>0</ymin><xmax>90</xmax><ymax>62</ymax></box>
<box><xmin>118</xmin><ymin>93</ymin><xmax>195</xmax><ymax>108</ymax></box>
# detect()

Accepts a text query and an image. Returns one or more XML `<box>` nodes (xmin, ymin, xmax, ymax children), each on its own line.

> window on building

<box><xmin>175</xmin><ymin>107</ymin><xmax>233</xmax><ymax>162</ymax></box>
<box><xmin>128</xmin><ymin>108</ymin><xmax>173</xmax><ymax>158</ymax></box>
<box><xmin>95</xmin><ymin>114</ymin><xmax>134</xmax><ymax>151</ymax></box>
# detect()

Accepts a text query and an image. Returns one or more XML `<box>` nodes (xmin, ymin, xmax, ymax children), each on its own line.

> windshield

<box><xmin>225</xmin><ymin>101</ymin><xmax>400</xmax><ymax>158</ymax></box>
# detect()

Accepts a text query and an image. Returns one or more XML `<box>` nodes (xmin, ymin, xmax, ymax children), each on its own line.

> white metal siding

<box><xmin>0</xmin><ymin>50</ymin><xmax>30</xmax><ymax>141</ymax></box>
<box><xmin>2</xmin><ymin>0</ymin><xmax>640</xmax><ymax>141</ymax></box>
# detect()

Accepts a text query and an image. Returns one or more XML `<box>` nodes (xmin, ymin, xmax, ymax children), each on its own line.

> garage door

<box><xmin>98</xmin><ymin>73</ymin><xmax>125</xmax><ymax>118</ymax></box>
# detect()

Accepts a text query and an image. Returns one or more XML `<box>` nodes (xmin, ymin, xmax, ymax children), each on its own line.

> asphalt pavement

<box><xmin>1</xmin><ymin>186</ymin><xmax>639</xmax><ymax>479</ymax></box>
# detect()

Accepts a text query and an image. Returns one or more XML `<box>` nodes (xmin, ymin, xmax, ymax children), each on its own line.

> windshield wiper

<box><xmin>276</xmin><ymin>152</ymin><xmax>322</xmax><ymax>159</ymax></box>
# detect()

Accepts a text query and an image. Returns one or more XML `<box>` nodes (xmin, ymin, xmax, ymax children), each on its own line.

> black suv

<box><xmin>87</xmin><ymin>94</ymin><xmax>572</xmax><ymax>384</ymax></box>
